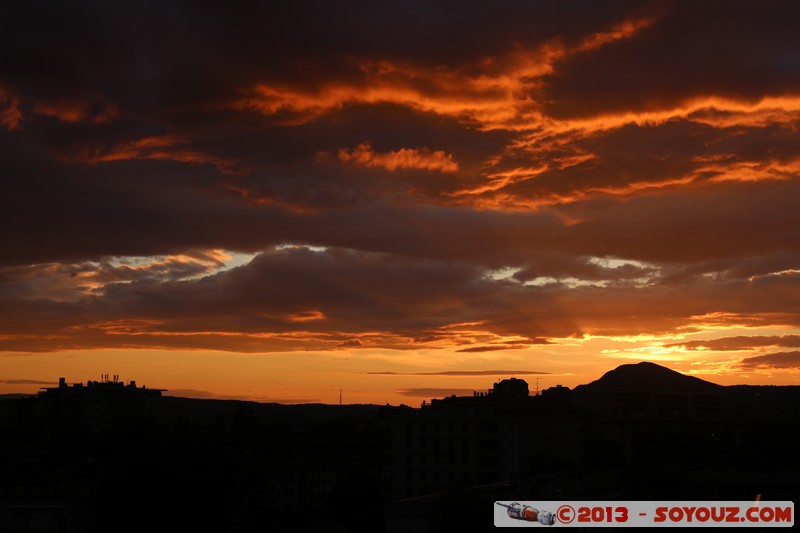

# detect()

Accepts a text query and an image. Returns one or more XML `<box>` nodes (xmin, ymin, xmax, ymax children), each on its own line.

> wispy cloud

<box><xmin>739</xmin><ymin>351</ymin><xmax>800</xmax><ymax>369</ymax></box>
<box><xmin>366</xmin><ymin>370</ymin><xmax>549</xmax><ymax>376</ymax></box>
<box><xmin>0</xmin><ymin>379</ymin><xmax>58</xmax><ymax>385</ymax></box>
<box><xmin>455</xmin><ymin>345</ymin><xmax>530</xmax><ymax>353</ymax></box>
<box><xmin>397</xmin><ymin>388</ymin><xmax>478</xmax><ymax>398</ymax></box>
<box><xmin>667</xmin><ymin>335</ymin><xmax>800</xmax><ymax>351</ymax></box>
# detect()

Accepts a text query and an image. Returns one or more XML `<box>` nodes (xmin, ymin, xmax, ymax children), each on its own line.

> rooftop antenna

<box><xmin>339</xmin><ymin>388</ymin><xmax>342</xmax><ymax>406</ymax></box>
<box><xmin>534</xmin><ymin>378</ymin><xmax>541</xmax><ymax>396</ymax></box>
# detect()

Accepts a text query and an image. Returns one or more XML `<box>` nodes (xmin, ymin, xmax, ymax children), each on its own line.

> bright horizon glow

<box><xmin>2</xmin><ymin>330</ymin><xmax>798</xmax><ymax>405</ymax></box>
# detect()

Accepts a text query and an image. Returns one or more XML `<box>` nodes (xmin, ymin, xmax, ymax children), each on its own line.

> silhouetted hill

<box><xmin>570</xmin><ymin>361</ymin><xmax>726</xmax><ymax>419</ymax></box>
<box><xmin>161</xmin><ymin>396</ymin><xmax>382</xmax><ymax>428</ymax></box>
<box><xmin>569</xmin><ymin>362</ymin><xmax>800</xmax><ymax>427</ymax></box>
<box><xmin>573</xmin><ymin>361</ymin><xmax>723</xmax><ymax>394</ymax></box>
<box><xmin>0</xmin><ymin>394</ymin><xmax>34</xmax><ymax>400</ymax></box>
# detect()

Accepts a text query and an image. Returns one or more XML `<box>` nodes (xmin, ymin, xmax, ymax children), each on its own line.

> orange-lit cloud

<box><xmin>33</xmin><ymin>99</ymin><xmax>119</xmax><ymax>124</ymax></box>
<box><xmin>0</xmin><ymin>87</ymin><xmax>22</xmax><ymax>129</ymax></box>
<box><xmin>79</xmin><ymin>135</ymin><xmax>242</xmax><ymax>174</ymax></box>
<box><xmin>338</xmin><ymin>142</ymin><xmax>458</xmax><ymax>172</ymax></box>
<box><xmin>538</xmin><ymin>96</ymin><xmax>800</xmax><ymax>138</ymax></box>
<box><xmin>230</xmin><ymin>16</ymin><xmax>654</xmax><ymax>132</ymax></box>
<box><xmin>576</xmin><ymin>17</ymin><xmax>656</xmax><ymax>52</ymax></box>
<box><xmin>288</xmin><ymin>310</ymin><xmax>326</xmax><ymax>322</ymax></box>
<box><xmin>0</xmin><ymin>86</ymin><xmax>119</xmax><ymax>129</ymax></box>
<box><xmin>233</xmin><ymin>76</ymin><xmax>522</xmax><ymax>130</ymax></box>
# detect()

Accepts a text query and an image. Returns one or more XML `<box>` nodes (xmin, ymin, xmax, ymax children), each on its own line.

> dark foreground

<box><xmin>1</xmin><ymin>362</ymin><xmax>798</xmax><ymax>532</ymax></box>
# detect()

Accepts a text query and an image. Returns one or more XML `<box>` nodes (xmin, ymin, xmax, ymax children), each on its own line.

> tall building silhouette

<box><xmin>38</xmin><ymin>376</ymin><xmax>164</xmax><ymax>433</ymax></box>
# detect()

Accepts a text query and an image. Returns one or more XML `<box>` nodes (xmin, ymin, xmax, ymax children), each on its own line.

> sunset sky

<box><xmin>2</xmin><ymin>1</ymin><xmax>800</xmax><ymax>404</ymax></box>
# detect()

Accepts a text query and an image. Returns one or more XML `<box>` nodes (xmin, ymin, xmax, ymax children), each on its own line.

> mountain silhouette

<box><xmin>573</xmin><ymin>361</ymin><xmax>723</xmax><ymax>394</ymax></box>
<box><xmin>569</xmin><ymin>361</ymin><xmax>724</xmax><ymax>418</ymax></box>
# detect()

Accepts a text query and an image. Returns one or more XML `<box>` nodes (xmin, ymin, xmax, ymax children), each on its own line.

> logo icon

<box><xmin>496</xmin><ymin>502</ymin><xmax>556</xmax><ymax>525</ymax></box>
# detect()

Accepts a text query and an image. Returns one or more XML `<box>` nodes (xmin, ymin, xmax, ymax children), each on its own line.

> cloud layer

<box><xmin>1</xmin><ymin>1</ymin><xmax>799</xmax><ymax>384</ymax></box>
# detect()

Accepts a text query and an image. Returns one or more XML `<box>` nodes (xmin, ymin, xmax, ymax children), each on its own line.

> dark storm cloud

<box><xmin>74</xmin><ymin>246</ymin><xmax>579</xmax><ymax>343</ymax></box>
<box><xmin>511</xmin><ymin>253</ymin><xmax>655</xmax><ymax>284</ymax></box>
<box><xmin>2</xmin><ymin>241</ymin><xmax>800</xmax><ymax>352</ymax></box>
<box><xmin>479</xmin><ymin>116</ymin><xmax>800</xmax><ymax>207</ymax></box>
<box><xmin>5</xmin><ymin>119</ymin><xmax>799</xmax><ymax>271</ymax></box>
<box><xmin>2</xmin><ymin>1</ymin><xmax>800</xmax><ymax>356</ymax></box>
<box><xmin>0</xmin><ymin>245</ymin><xmax>576</xmax><ymax>351</ymax></box>
<box><xmin>559</xmin><ymin>180</ymin><xmax>800</xmax><ymax>264</ymax></box>
<box><xmin>224</xmin><ymin>103</ymin><xmax>509</xmax><ymax>170</ymax></box>
<box><xmin>0</xmin><ymin>1</ymin><xmax>638</xmax><ymax>117</ymax></box>
<box><xmin>537</xmin><ymin>1</ymin><xmax>800</xmax><ymax>119</ymax></box>
<box><xmin>492</xmin><ymin>120</ymin><xmax>716</xmax><ymax>199</ymax></box>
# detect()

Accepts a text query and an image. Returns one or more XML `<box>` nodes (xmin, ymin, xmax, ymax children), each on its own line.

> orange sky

<box><xmin>2</xmin><ymin>1</ymin><xmax>800</xmax><ymax>404</ymax></box>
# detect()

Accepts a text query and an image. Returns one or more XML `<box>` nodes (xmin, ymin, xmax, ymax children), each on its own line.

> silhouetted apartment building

<box><xmin>386</xmin><ymin>379</ymin><xmax>587</xmax><ymax>500</ymax></box>
<box><xmin>613</xmin><ymin>390</ymin><xmax>723</xmax><ymax>421</ymax></box>
<box><xmin>38</xmin><ymin>375</ymin><xmax>164</xmax><ymax>433</ymax></box>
